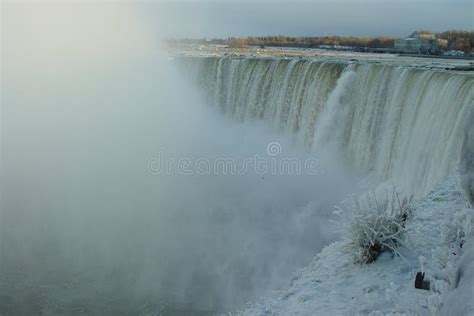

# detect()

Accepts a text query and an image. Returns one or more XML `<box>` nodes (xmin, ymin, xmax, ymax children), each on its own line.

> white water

<box><xmin>181</xmin><ymin>56</ymin><xmax>474</xmax><ymax>196</ymax></box>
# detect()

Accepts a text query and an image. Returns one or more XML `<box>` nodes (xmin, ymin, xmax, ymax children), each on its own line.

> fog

<box><xmin>0</xmin><ymin>2</ymin><xmax>359</xmax><ymax>314</ymax></box>
<box><xmin>155</xmin><ymin>0</ymin><xmax>473</xmax><ymax>38</ymax></box>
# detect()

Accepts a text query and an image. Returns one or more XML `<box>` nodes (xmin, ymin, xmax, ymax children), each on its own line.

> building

<box><xmin>394</xmin><ymin>37</ymin><xmax>438</xmax><ymax>54</ymax></box>
<box><xmin>437</xmin><ymin>38</ymin><xmax>449</xmax><ymax>50</ymax></box>
<box><xmin>415</xmin><ymin>32</ymin><xmax>436</xmax><ymax>40</ymax></box>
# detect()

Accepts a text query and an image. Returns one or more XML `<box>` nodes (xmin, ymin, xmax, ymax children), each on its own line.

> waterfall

<box><xmin>178</xmin><ymin>56</ymin><xmax>474</xmax><ymax>195</ymax></box>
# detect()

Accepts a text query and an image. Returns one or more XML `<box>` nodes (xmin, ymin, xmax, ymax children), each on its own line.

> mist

<box><xmin>1</xmin><ymin>2</ymin><xmax>356</xmax><ymax>314</ymax></box>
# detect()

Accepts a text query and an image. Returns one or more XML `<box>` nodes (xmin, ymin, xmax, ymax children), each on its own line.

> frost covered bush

<box><xmin>336</xmin><ymin>189</ymin><xmax>413</xmax><ymax>264</ymax></box>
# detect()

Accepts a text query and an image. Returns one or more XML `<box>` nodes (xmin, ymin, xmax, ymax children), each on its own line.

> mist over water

<box><xmin>1</xmin><ymin>3</ymin><xmax>355</xmax><ymax>314</ymax></box>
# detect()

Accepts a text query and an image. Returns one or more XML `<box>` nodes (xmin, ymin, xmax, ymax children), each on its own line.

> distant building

<box><xmin>415</xmin><ymin>32</ymin><xmax>436</xmax><ymax>40</ymax></box>
<box><xmin>394</xmin><ymin>37</ymin><xmax>438</xmax><ymax>54</ymax></box>
<box><xmin>437</xmin><ymin>38</ymin><xmax>448</xmax><ymax>49</ymax></box>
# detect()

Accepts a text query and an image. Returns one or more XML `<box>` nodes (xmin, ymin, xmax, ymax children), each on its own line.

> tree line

<box><xmin>424</xmin><ymin>30</ymin><xmax>473</xmax><ymax>52</ymax></box>
<box><xmin>227</xmin><ymin>36</ymin><xmax>396</xmax><ymax>50</ymax></box>
<box><xmin>168</xmin><ymin>30</ymin><xmax>474</xmax><ymax>53</ymax></box>
<box><xmin>227</xmin><ymin>30</ymin><xmax>473</xmax><ymax>53</ymax></box>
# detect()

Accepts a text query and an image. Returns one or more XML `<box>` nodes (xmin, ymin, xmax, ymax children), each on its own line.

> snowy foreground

<box><xmin>240</xmin><ymin>175</ymin><xmax>473</xmax><ymax>315</ymax></box>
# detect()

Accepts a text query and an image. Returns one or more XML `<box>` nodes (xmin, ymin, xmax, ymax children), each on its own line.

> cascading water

<box><xmin>180</xmin><ymin>56</ymin><xmax>474</xmax><ymax>196</ymax></box>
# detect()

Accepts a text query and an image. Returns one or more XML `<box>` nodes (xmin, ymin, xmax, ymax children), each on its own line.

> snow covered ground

<box><xmin>171</xmin><ymin>44</ymin><xmax>474</xmax><ymax>73</ymax></box>
<box><xmin>239</xmin><ymin>174</ymin><xmax>473</xmax><ymax>315</ymax></box>
<box><xmin>440</xmin><ymin>232</ymin><xmax>474</xmax><ymax>315</ymax></box>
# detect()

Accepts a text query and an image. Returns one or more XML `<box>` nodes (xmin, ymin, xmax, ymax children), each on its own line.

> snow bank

<box><xmin>439</xmin><ymin>232</ymin><xmax>474</xmax><ymax>315</ymax></box>
<box><xmin>240</xmin><ymin>175</ymin><xmax>472</xmax><ymax>315</ymax></box>
<box><xmin>440</xmin><ymin>109</ymin><xmax>474</xmax><ymax>314</ymax></box>
<box><xmin>461</xmin><ymin>107</ymin><xmax>474</xmax><ymax>204</ymax></box>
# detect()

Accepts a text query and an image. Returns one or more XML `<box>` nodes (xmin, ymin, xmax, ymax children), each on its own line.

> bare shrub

<box><xmin>335</xmin><ymin>189</ymin><xmax>413</xmax><ymax>264</ymax></box>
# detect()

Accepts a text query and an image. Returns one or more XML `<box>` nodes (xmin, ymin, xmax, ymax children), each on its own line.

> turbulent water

<box><xmin>179</xmin><ymin>57</ymin><xmax>474</xmax><ymax>196</ymax></box>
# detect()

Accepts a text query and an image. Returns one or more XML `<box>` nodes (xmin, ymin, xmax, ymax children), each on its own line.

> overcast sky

<box><xmin>148</xmin><ymin>0</ymin><xmax>473</xmax><ymax>38</ymax></box>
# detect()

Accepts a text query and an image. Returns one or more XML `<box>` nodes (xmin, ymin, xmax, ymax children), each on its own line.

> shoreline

<box><xmin>171</xmin><ymin>44</ymin><xmax>474</xmax><ymax>73</ymax></box>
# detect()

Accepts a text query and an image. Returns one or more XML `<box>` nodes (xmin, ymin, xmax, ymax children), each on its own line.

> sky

<box><xmin>150</xmin><ymin>0</ymin><xmax>473</xmax><ymax>38</ymax></box>
<box><xmin>2</xmin><ymin>0</ymin><xmax>472</xmax><ymax>38</ymax></box>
